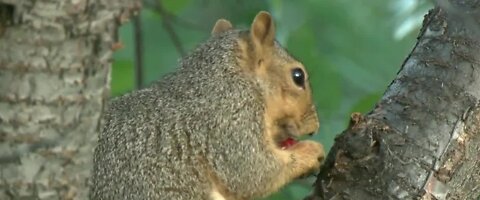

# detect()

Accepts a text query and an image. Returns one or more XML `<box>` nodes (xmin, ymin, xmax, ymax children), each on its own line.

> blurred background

<box><xmin>111</xmin><ymin>0</ymin><xmax>432</xmax><ymax>199</ymax></box>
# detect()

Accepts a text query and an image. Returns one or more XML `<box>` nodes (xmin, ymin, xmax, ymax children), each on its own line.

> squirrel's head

<box><xmin>211</xmin><ymin>11</ymin><xmax>320</xmax><ymax>150</ymax></box>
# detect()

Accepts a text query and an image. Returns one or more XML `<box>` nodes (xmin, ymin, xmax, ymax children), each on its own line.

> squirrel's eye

<box><xmin>291</xmin><ymin>68</ymin><xmax>305</xmax><ymax>88</ymax></box>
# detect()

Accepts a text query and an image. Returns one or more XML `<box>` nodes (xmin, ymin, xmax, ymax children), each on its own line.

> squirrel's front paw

<box><xmin>291</xmin><ymin>141</ymin><xmax>325</xmax><ymax>178</ymax></box>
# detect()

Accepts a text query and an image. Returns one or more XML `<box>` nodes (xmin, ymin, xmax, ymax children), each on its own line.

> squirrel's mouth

<box><xmin>279</xmin><ymin>137</ymin><xmax>298</xmax><ymax>150</ymax></box>
<box><xmin>276</xmin><ymin>124</ymin><xmax>315</xmax><ymax>150</ymax></box>
<box><xmin>278</xmin><ymin>134</ymin><xmax>314</xmax><ymax>150</ymax></box>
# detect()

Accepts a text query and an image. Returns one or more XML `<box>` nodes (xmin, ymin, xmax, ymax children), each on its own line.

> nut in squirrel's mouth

<box><xmin>279</xmin><ymin>137</ymin><xmax>298</xmax><ymax>150</ymax></box>
<box><xmin>276</xmin><ymin>124</ymin><xmax>315</xmax><ymax>150</ymax></box>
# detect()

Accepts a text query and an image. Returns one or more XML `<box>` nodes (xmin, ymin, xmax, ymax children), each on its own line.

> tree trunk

<box><xmin>306</xmin><ymin>1</ymin><xmax>480</xmax><ymax>200</ymax></box>
<box><xmin>0</xmin><ymin>0</ymin><xmax>139</xmax><ymax>199</ymax></box>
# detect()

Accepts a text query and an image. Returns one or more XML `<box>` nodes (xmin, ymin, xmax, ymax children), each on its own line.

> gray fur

<box><xmin>89</xmin><ymin>30</ymin><xmax>283</xmax><ymax>200</ymax></box>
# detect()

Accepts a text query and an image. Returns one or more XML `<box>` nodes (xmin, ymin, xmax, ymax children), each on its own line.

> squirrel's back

<box><xmin>90</xmin><ymin>11</ymin><xmax>324</xmax><ymax>200</ymax></box>
<box><xmin>91</xmin><ymin>29</ymin><xmax>269</xmax><ymax>200</ymax></box>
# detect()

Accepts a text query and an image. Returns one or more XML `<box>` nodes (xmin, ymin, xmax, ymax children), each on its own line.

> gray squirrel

<box><xmin>89</xmin><ymin>11</ymin><xmax>325</xmax><ymax>200</ymax></box>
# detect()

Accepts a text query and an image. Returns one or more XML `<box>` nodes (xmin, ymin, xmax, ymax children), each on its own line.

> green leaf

<box><xmin>163</xmin><ymin>0</ymin><xmax>192</xmax><ymax>14</ymax></box>
<box><xmin>140</xmin><ymin>8</ymin><xmax>208</xmax><ymax>85</ymax></box>
<box><xmin>111</xmin><ymin>59</ymin><xmax>134</xmax><ymax>97</ymax></box>
<box><xmin>350</xmin><ymin>92</ymin><xmax>383</xmax><ymax>114</ymax></box>
<box><xmin>268</xmin><ymin>0</ymin><xmax>307</xmax><ymax>44</ymax></box>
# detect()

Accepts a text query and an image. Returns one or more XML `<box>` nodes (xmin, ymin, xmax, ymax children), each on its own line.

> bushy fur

<box><xmin>90</xmin><ymin>30</ymin><xmax>282</xmax><ymax>199</ymax></box>
<box><xmin>90</xmin><ymin>11</ymin><xmax>324</xmax><ymax>200</ymax></box>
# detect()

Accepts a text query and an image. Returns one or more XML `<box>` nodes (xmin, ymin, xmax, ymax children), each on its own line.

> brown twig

<box><xmin>152</xmin><ymin>0</ymin><xmax>186</xmax><ymax>57</ymax></box>
<box><xmin>133</xmin><ymin>14</ymin><xmax>144</xmax><ymax>89</ymax></box>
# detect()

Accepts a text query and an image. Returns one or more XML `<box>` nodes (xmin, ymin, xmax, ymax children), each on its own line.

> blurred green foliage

<box><xmin>111</xmin><ymin>0</ymin><xmax>432</xmax><ymax>199</ymax></box>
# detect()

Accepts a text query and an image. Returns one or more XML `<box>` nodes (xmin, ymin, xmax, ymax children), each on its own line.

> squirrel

<box><xmin>89</xmin><ymin>11</ymin><xmax>325</xmax><ymax>200</ymax></box>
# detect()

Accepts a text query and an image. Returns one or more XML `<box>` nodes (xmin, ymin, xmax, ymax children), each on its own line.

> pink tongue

<box><xmin>280</xmin><ymin>137</ymin><xmax>297</xmax><ymax>149</ymax></box>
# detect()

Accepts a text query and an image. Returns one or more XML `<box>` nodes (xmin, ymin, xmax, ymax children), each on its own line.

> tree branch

<box><xmin>150</xmin><ymin>0</ymin><xmax>186</xmax><ymax>57</ymax></box>
<box><xmin>133</xmin><ymin>13</ymin><xmax>144</xmax><ymax>89</ymax></box>
<box><xmin>307</xmin><ymin>0</ymin><xmax>480</xmax><ymax>199</ymax></box>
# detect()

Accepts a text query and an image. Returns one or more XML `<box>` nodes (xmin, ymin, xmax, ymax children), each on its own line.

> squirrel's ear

<box><xmin>211</xmin><ymin>19</ymin><xmax>233</xmax><ymax>36</ymax></box>
<box><xmin>250</xmin><ymin>11</ymin><xmax>275</xmax><ymax>47</ymax></box>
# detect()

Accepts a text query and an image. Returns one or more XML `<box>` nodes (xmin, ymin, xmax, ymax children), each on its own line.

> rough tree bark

<box><xmin>307</xmin><ymin>1</ymin><xmax>480</xmax><ymax>200</ymax></box>
<box><xmin>0</xmin><ymin>0</ymin><xmax>139</xmax><ymax>199</ymax></box>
